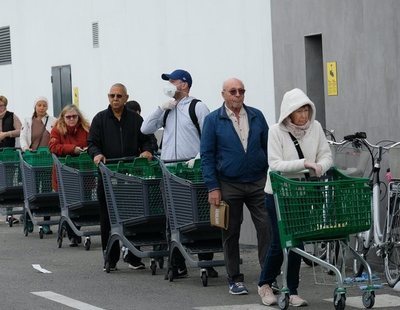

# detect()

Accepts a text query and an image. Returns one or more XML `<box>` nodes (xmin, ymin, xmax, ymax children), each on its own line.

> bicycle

<box><xmin>329</xmin><ymin>132</ymin><xmax>400</xmax><ymax>287</ymax></box>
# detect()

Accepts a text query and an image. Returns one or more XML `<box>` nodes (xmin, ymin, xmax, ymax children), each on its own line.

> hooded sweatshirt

<box><xmin>264</xmin><ymin>88</ymin><xmax>332</xmax><ymax>194</ymax></box>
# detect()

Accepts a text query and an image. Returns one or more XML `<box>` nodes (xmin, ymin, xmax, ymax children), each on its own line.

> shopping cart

<box><xmin>160</xmin><ymin>159</ymin><xmax>224</xmax><ymax>287</ymax></box>
<box><xmin>53</xmin><ymin>153</ymin><xmax>100</xmax><ymax>250</ymax></box>
<box><xmin>99</xmin><ymin>157</ymin><xmax>168</xmax><ymax>274</ymax></box>
<box><xmin>19</xmin><ymin>147</ymin><xmax>60</xmax><ymax>238</ymax></box>
<box><xmin>270</xmin><ymin>168</ymin><xmax>376</xmax><ymax>310</ymax></box>
<box><xmin>0</xmin><ymin>147</ymin><xmax>24</xmax><ymax>226</ymax></box>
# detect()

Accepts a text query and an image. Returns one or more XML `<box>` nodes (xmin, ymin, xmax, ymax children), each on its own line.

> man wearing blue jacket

<box><xmin>200</xmin><ymin>78</ymin><xmax>270</xmax><ymax>295</ymax></box>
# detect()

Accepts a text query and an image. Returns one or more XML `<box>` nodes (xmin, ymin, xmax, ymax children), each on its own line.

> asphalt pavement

<box><xmin>0</xmin><ymin>209</ymin><xmax>400</xmax><ymax>310</ymax></box>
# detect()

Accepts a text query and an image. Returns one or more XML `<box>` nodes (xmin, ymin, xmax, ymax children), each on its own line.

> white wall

<box><xmin>0</xmin><ymin>0</ymin><xmax>275</xmax><ymax>124</ymax></box>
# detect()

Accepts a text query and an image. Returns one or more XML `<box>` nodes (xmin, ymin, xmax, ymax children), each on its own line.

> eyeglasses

<box><xmin>0</xmin><ymin>104</ymin><xmax>6</xmax><ymax>107</ymax></box>
<box><xmin>226</xmin><ymin>88</ymin><xmax>246</xmax><ymax>96</ymax></box>
<box><xmin>65</xmin><ymin>115</ymin><xmax>78</xmax><ymax>120</ymax></box>
<box><xmin>108</xmin><ymin>93</ymin><xmax>123</xmax><ymax>99</ymax></box>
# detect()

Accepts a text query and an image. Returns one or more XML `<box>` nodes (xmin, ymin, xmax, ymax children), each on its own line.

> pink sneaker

<box><xmin>258</xmin><ymin>284</ymin><xmax>277</xmax><ymax>306</ymax></box>
<box><xmin>289</xmin><ymin>295</ymin><xmax>308</xmax><ymax>307</ymax></box>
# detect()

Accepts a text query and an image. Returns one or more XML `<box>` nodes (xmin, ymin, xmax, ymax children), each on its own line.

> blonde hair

<box><xmin>55</xmin><ymin>104</ymin><xmax>90</xmax><ymax>135</ymax></box>
<box><xmin>0</xmin><ymin>95</ymin><xmax>8</xmax><ymax>106</ymax></box>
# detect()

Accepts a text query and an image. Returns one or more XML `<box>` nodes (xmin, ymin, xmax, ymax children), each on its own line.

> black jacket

<box><xmin>88</xmin><ymin>105</ymin><xmax>155</xmax><ymax>159</ymax></box>
<box><xmin>0</xmin><ymin>111</ymin><xmax>16</xmax><ymax>148</ymax></box>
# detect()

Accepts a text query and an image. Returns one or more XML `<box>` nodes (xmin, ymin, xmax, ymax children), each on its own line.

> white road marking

<box><xmin>324</xmin><ymin>293</ymin><xmax>400</xmax><ymax>308</ymax></box>
<box><xmin>194</xmin><ymin>305</ymin><xmax>273</xmax><ymax>310</ymax></box>
<box><xmin>31</xmin><ymin>291</ymin><xmax>106</xmax><ymax>310</ymax></box>
<box><xmin>32</xmin><ymin>264</ymin><xmax>52</xmax><ymax>273</ymax></box>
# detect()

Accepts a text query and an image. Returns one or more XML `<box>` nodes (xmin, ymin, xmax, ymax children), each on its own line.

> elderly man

<box><xmin>88</xmin><ymin>83</ymin><xmax>156</xmax><ymax>271</ymax></box>
<box><xmin>200</xmin><ymin>78</ymin><xmax>270</xmax><ymax>295</ymax></box>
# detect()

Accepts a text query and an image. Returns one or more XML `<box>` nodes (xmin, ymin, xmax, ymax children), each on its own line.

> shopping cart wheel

<box><xmin>24</xmin><ymin>226</ymin><xmax>28</xmax><ymax>237</ymax></box>
<box><xmin>158</xmin><ymin>257</ymin><xmax>164</xmax><ymax>269</ymax></box>
<box><xmin>334</xmin><ymin>292</ymin><xmax>346</xmax><ymax>310</ymax></box>
<box><xmin>168</xmin><ymin>269</ymin><xmax>174</xmax><ymax>282</ymax></box>
<box><xmin>278</xmin><ymin>293</ymin><xmax>289</xmax><ymax>310</ymax></box>
<box><xmin>39</xmin><ymin>228</ymin><xmax>44</xmax><ymax>239</ymax></box>
<box><xmin>362</xmin><ymin>291</ymin><xmax>375</xmax><ymax>309</ymax></box>
<box><xmin>57</xmin><ymin>236</ymin><xmax>63</xmax><ymax>248</ymax></box>
<box><xmin>104</xmin><ymin>261</ymin><xmax>110</xmax><ymax>273</ymax></box>
<box><xmin>201</xmin><ymin>271</ymin><xmax>208</xmax><ymax>287</ymax></box>
<box><xmin>150</xmin><ymin>260</ymin><xmax>157</xmax><ymax>275</ymax></box>
<box><xmin>84</xmin><ymin>237</ymin><xmax>91</xmax><ymax>251</ymax></box>
<box><xmin>8</xmin><ymin>216</ymin><xmax>13</xmax><ymax>227</ymax></box>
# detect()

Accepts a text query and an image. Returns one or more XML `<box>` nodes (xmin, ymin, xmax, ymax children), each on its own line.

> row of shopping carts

<box><xmin>0</xmin><ymin>147</ymin><xmax>224</xmax><ymax>286</ymax></box>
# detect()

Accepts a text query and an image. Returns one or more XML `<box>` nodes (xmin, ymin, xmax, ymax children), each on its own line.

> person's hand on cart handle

<box><xmin>74</xmin><ymin>146</ymin><xmax>86</xmax><ymax>155</ymax></box>
<box><xmin>94</xmin><ymin>154</ymin><xmax>106</xmax><ymax>165</ymax></box>
<box><xmin>139</xmin><ymin>151</ymin><xmax>153</xmax><ymax>160</ymax></box>
<box><xmin>304</xmin><ymin>161</ymin><xmax>323</xmax><ymax>177</ymax></box>
<box><xmin>208</xmin><ymin>189</ymin><xmax>222</xmax><ymax>207</ymax></box>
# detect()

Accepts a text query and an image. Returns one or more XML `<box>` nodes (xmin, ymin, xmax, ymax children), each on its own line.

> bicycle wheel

<box><xmin>353</xmin><ymin>233</ymin><xmax>370</xmax><ymax>277</ymax></box>
<box><xmin>383</xmin><ymin>196</ymin><xmax>400</xmax><ymax>287</ymax></box>
<box><xmin>303</xmin><ymin>241</ymin><xmax>342</xmax><ymax>272</ymax></box>
<box><xmin>303</xmin><ymin>241</ymin><xmax>327</xmax><ymax>266</ymax></box>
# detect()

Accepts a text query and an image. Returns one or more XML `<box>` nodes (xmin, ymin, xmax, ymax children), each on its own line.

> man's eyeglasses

<box><xmin>227</xmin><ymin>88</ymin><xmax>246</xmax><ymax>96</ymax></box>
<box><xmin>108</xmin><ymin>94</ymin><xmax>123</xmax><ymax>99</ymax></box>
<box><xmin>65</xmin><ymin>115</ymin><xmax>78</xmax><ymax>120</ymax></box>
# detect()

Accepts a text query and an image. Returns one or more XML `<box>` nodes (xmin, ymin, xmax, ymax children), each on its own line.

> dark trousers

<box><xmin>220</xmin><ymin>177</ymin><xmax>270</xmax><ymax>283</ymax></box>
<box><xmin>258</xmin><ymin>193</ymin><xmax>303</xmax><ymax>295</ymax></box>
<box><xmin>98</xmin><ymin>178</ymin><xmax>141</xmax><ymax>265</ymax></box>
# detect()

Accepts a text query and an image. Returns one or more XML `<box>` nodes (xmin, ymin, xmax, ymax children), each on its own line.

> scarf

<box><xmin>283</xmin><ymin>118</ymin><xmax>311</xmax><ymax>139</ymax></box>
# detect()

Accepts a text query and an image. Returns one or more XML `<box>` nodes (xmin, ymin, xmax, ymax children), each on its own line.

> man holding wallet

<box><xmin>200</xmin><ymin>77</ymin><xmax>270</xmax><ymax>295</ymax></box>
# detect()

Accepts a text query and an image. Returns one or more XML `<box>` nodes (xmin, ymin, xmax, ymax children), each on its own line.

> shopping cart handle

<box><xmin>105</xmin><ymin>156</ymin><xmax>135</xmax><ymax>164</ymax></box>
<box><xmin>161</xmin><ymin>158</ymin><xmax>193</xmax><ymax>164</ymax></box>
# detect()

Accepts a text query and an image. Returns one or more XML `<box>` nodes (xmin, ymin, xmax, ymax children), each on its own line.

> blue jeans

<box><xmin>258</xmin><ymin>194</ymin><xmax>303</xmax><ymax>295</ymax></box>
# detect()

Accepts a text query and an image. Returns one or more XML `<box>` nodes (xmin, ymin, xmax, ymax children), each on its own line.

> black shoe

<box><xmin>103</xmin><ymin>262</ymin><xmax>117</xmax><ymax>272</ymax></box>
<box><xmin>69</xmin><ymin>237</ymin><xmax>78</xmax><ymax>247</ymax></box>
<box><xmin>207</xmin><ymin>267</ymin><xmax>218</xmax><ymax>278</ymax></box>
<box><xmin>174</xmin><ymin>267</ymin><xmax>188</xmax><ymax>278</ymax></box>
<box><xmin>128</xmin><ymin>262</ymin><xmax>145</xmax><ymax>270</ymax></box>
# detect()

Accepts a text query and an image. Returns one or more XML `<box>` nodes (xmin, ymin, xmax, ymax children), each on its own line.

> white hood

<box><xmin>277</xmin><ymin>88</ymin><xmax>316</xmax><ymax>126</ymax></box>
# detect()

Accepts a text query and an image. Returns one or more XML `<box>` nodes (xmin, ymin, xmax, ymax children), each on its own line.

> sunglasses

<box><xmin>227</xmin><ymin>88</ymin><xmax>246</xmax><ymax>96</ymax></box>
<box><xmin>108</xmin><ymin>93</ymin><xmax>123</xmax><ymax>99</ymax></box>
<box><xmin>65</xmin><ymin>115</ymin><xmax>78</xmax><ymax>120</ymax></box>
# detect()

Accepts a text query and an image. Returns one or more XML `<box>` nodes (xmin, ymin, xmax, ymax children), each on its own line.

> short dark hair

<box><xmin>125</xmin><ymin>100</ymin><xmax>141</xmax><ymax>114</ymax></box>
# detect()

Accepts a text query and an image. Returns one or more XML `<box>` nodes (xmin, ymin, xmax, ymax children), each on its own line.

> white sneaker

<box><xmin>258</xmin><ymin>284</ymin><xmax>277</xmax><ymax>305</ymax></box>
<box><xmin>289</xmin><ymin>295</ymin><xmax>308</xmax><ymax>307</ymax></box>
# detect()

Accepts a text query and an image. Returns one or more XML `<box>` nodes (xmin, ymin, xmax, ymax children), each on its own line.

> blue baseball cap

<box><xmin>161</xmin><ymin>69</ymin><xmax>192</xmax><ymax>88</ymax></box>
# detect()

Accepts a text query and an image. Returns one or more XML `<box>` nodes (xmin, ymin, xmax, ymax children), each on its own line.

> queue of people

<box><xmin>1</xmin><ymin>73</ymin><xmax>331</xmax><ymax>308</ymax></box>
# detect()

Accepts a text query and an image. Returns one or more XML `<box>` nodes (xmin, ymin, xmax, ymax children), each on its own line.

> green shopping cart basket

<box><xmin>270</xmin><ymin>167</ymin><xmax>371</xmax><ymax>248</ymax></box>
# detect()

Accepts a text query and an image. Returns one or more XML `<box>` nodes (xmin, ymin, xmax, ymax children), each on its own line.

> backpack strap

<box><xmin>162</xmin><ymin>99</ymin><xmax>201</xmax><ymax>137</ymax></box>
<box><xmin>188</xmin><ymin>99</ymin><xmax>201</xmax><ymax>137</ymax></box>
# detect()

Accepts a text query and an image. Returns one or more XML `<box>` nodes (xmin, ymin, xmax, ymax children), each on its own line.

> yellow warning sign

<box><xmin>73</xmin><ymin>87</ymin><xmax>79</xmax><ymax>106</ymax></box>
<box><xmin>327</xmin><ymin>62</ymin><xmax>338</xmax><ymax>96</ymax></box>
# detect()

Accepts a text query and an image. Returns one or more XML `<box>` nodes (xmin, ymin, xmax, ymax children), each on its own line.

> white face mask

<box><xmin>163</xmin><ymin>84</ymin><xmax>177</xmax><ymax>98</ymax></box>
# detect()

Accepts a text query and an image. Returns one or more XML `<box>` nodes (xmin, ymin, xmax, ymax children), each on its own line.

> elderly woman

<box><xmin>49</xmin><ymin>104</ymin><xmax>90</xmax><ymax>246</ymax></box>
<box><xmin>0</xmin><ymin>95</ymin><xmax>22</xmax><ymax>148</ymax></box>
<box><xmin>20</xmin><ymin>97</ymin><xmax>56</xmax><ymax>151</ymax></box>
<box><xmin>257</xmin><ymin>88</ymin><xmax>332</xmax><ymax>307</ymax></box>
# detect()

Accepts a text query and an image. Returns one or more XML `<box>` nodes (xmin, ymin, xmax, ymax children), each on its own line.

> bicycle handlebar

<box><xmin>328</xmin><ymin>132</ymin><xmax>400</xmax><ymax>150</ymax></box>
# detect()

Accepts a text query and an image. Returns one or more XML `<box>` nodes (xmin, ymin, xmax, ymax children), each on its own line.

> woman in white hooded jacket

<box><xmin>20</xmin><ymin>97</ymin><xmax>56</xmax><ymax>151</ymax></box>
<box><xmin>257</xmin><ymin>88</ymin><xmax>333</xmax><ymax>307</ymax></box>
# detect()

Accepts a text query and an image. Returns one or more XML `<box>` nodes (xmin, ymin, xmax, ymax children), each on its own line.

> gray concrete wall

<box><xmin>271</xmin><ymin>0</ymin><xmax>400</xmax><ymax>143</ymax></box>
